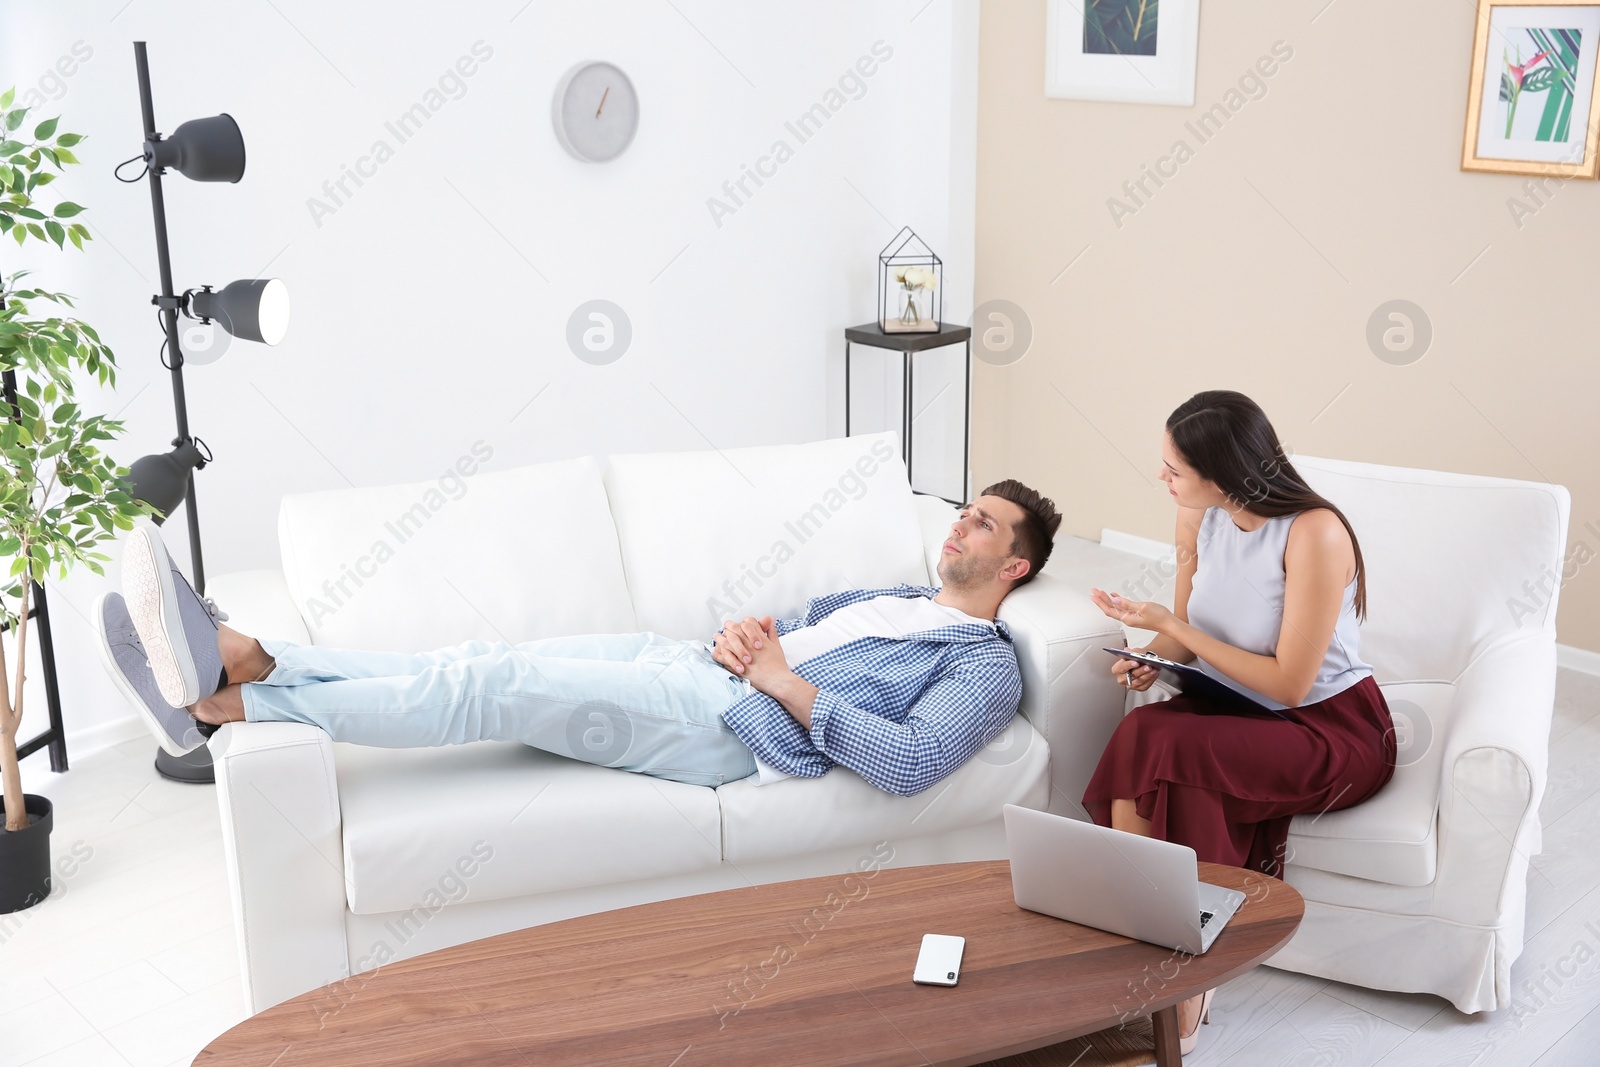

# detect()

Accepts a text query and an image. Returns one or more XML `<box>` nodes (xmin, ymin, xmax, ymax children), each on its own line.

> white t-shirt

<box><xmin>733</xmin><ymin>594</ymin><xmax>994</xmax><ymax>785</ymax></box>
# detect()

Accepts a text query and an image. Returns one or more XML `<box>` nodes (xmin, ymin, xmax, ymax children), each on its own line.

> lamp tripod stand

<box><xmin>123</xmin><ymin>42</ymin><xmax>290</xmax><ymax>783</ymax></box>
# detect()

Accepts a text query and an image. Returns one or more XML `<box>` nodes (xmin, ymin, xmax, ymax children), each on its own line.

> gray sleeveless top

<box><xmin>1186</xmin><ymin>507</ymin><xmax>1371</xmax><ymax>711</ymax></box>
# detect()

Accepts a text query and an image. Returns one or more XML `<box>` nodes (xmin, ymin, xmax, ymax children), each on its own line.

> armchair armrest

<box><xmin>210</xmin><ymin>721</ymin><xmax>350</xmax><ymax>1012</ymax></box>
<box><xmin>1432</xmin><ymin>633</ymin><xmax>1556</xmax><ymax>926</ymax></box>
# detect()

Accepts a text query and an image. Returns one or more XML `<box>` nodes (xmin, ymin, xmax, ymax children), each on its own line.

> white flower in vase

<box><xmin>894</xmin><ymin>265</ymin><xmax>936</xmax><ymax>326</ymax></box>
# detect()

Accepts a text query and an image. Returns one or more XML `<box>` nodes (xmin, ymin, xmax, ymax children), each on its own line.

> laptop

<box><xmin>1003</xmin><ymin>804</ymin><xmax>1247</xmax><ymax>955</ymax></box>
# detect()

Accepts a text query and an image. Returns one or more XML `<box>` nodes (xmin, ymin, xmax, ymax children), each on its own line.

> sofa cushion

<box><xmin>717</xmin><ymin>716</ymin><xmax>1050</xmax><ymax>863</ymax></box>
<box><xmin>1285</xmin><ymin>682</ymin><xmax>1449</xmax><ymax>887</ymax></box>
<box><xmin>277</xmin><ymin>455</ymin><xmax>636</xmax><ymax>651</ymax></box>
<box><xmin>336</xmin><ymin>743</ymin><xmax>723</xmax><ymax>915</ymax></box>
<box><xmin>604</xmin><ymin>431</ymin><xmax>927</xmax><ymax>640</ymax></box>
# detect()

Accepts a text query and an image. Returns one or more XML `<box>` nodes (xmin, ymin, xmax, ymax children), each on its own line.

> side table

<box><xmin>844</xmin><ymin>321</ymin><xmax>972</xmax><ymax>505</ymax></box>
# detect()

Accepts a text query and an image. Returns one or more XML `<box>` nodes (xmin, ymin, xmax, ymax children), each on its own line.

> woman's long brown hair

<box><xmin>1166</xmin><ymin>390</ymin><xmax>1368</xmax><ymax>620</ymax></box>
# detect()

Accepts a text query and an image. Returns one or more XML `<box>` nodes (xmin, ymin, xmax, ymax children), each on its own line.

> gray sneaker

<box><xmin>121</xmin><ymin>524</ymin><xmax>229</xmax><ymax>709</ymax></box>
<box><xmin>95</xmin><ymin>592</ymin><xmax>209</xmax><ymax>756</ymax></box>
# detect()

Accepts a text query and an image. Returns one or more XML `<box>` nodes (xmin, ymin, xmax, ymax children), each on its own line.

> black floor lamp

<box><xmin>119</xmin><ymin>42</ymin><xmax>290</xmax><ymax>783</ymax></box>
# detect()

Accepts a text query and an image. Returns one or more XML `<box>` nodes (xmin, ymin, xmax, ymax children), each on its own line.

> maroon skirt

<box><xmin>1082</xmin><ymin>674</ymin><xmax>1396</xmax><ymax>878</ymax></box>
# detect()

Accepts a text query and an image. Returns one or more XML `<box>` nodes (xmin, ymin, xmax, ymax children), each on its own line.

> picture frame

<box><xmin>1462</xmin><ymin>0</ymin><xmax>1600</xmax><ymax>178</ymax></box>
<box><xmin>1045</xmin><ymin>0</ymin><xmax>1201</xmax><ymax>106</ymax></box>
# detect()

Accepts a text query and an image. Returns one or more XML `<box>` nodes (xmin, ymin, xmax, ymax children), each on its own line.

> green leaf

<box><xmin>53</xmin><ymin>133</ymin><xmax>81</xmax><ymax>148</ymax></box>
<box><xmin>65</xmin><ymin>224</ymin><xmax>81</xmax><ymax>249</ymax></box>
<box><xmin>4</xmin><ymin>110</ymin><xmax>23</xmax><ymax>131</ymax></box>
<box><xmin>0</xmin><ymin>216</ymin><xmax>11</xmax><ymax>235</ymax></box>
<box><xmin>52</xmin><ymin>202</ymin><xmax>83</xmax><ymax>218</ymax></box>
<box><xmin>1523</xmin><ymin>67</ymin><xmax>1558</xmax><ymax>94</ymax></box>
<box><xmin>33</xmin><ymin>117</ymin><xmax>57</xmax><ymax>141</ymax></box>
<box><xmin>44</xmin><ymin>220</ymin><xmax>64</xmax><ymax>248</ymax></box>
<box><xmin>32</xmin><ymin>172</ymin><xmax>54</xmax><ymax>187</ymax></box>
<box><xmin>15</xmin><ymin>207</ymin><xmax>42</xmax><ymax>220</ymax></box>
<box><xmin>52</xmin><ymin>147</ymin><xmax>76</xmax><ymax>166</ymax></box>
<box><xmin>10</xmin><ymin>225</ymin><xmax>22</xmax><ymax>246</ymax></box>
<box><xmin>38</xmin><ymin>146</ymin><xmax>58</xmax><ymax>167</ymax></box>
<box><xmin>0</xmin><ymin>90</ymin><xmax>13</xmax><ymax>111</ymax></box>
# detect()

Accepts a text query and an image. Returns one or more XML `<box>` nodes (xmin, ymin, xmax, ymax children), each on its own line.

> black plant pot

<box><xmin>0</xmin><ymin>794</ymin><xmax>53</xmax><ymax>914</ymax></box>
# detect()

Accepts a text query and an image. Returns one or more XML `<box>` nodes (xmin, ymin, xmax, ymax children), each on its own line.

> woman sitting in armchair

<box><xmin>1083</xmin><ymin>389</ymin><xmax>1397</xmax><ymax>1055</ymax></box>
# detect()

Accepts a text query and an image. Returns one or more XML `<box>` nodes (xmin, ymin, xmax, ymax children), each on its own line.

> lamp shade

<box><xmin>126</xmin><ymin>441</ymin><xmax>206</xmax><ymax>523</ymax></box>
<box><xmin>145</xmin><ymin>113</ymin><xmax>245</xmax><ymax>182</ymax></box>
<box><xmin>189</xmin><ymin>279</ymin><xmax>290</xmax><ymax>345</ymax></box>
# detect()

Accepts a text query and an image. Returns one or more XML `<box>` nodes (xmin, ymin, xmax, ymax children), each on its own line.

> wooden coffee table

<box><xmin>196</xmin><ymin>859</ymin><xmax>1302</xmax><ymax>1066</ymax></box>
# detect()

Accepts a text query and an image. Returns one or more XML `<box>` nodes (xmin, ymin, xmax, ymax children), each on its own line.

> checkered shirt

<box><xmin>719</xmin><ymin>584</ymin><xmax>1022</xmax><ymax>797</ymax></box>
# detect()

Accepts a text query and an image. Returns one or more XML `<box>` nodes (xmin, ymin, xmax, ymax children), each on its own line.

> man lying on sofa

<box><xmin>97</xmin><ymin>480</ymin><xmax>1060</xmax><ymax>798</ymax></box>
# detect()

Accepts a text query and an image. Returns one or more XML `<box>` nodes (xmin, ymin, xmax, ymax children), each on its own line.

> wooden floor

<box><xmin>7</xmin><ymin>667</ymin><xmax>1600</xmax><ymax>1066</ymax></box>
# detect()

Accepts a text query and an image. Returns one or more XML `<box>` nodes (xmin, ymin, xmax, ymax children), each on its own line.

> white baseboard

<box><xmin>1557</xmin><ymin>644</ymin><xmax>1600</xmax><ymax>676</ymax></box>
<box><xmin>1099</xmin><ymin>527</ymin><xmax>1176</xmax><ymax>562</ymax></box>
<box><xmin>22</xmin><ymin>714</ymin><xmax>148</xmax><ymax>769</ymax></box>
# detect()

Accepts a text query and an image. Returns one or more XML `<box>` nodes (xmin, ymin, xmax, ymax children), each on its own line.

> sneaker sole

<box><xmin>123</xmin><ymin>525</ymin><xmax>201</xmax><ymax>708</ymax></box>
<box><xmin>93</xmin><ymin>592</ymin><xmax>203</xmax><ymax>757</ymax></box>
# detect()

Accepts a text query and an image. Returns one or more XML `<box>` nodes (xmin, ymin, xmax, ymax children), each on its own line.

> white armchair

<box><xmin>1207</xmin><ymin>456</ymin><xmax>1568</xmax><ymax>1013</ymax></box>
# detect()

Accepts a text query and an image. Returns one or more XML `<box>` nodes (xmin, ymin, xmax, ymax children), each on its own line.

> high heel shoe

<box><xmin>1178</xmin><ymin>987</ymin><xmax>1215</xmax><ymax>1055</ymax></box>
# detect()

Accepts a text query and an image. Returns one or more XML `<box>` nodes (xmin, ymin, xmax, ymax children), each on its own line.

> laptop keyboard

<box><xmin>1199</xmin><ymin>911</ymin><xmax>1214</xmax><ymax>929</ymax></box>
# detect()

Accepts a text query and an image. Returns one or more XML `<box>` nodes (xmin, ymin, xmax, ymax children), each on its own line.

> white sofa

<box><xmin>205</xmin><ymin>432</ymin><xmax>1129</xmax><ymax>1013</ymax></box>
<box><xmin>205</xmin><ymin>438</ymin><xmax>1568</xmax><ymax>1018</ymax></box>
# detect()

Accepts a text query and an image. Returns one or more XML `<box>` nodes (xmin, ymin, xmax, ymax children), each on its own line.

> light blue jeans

<box><xmin>240</xmin><ymin>632</ymin><xmax>759</xmax><ymax>787</ymax></box>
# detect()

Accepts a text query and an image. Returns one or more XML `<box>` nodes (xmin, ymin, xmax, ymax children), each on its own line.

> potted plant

<box><xmin>0</xmin><ymin>86</ymin><xmax>151</xmax><ymax>912</ymax></box>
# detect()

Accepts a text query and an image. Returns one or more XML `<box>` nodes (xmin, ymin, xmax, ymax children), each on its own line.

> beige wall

<box><xmin>974</xmin><ymin>0</ymin><xmax>1600</xmax><ymax>651</ymax></box>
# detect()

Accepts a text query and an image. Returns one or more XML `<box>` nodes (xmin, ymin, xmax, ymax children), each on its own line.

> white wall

<box><xmin>1</xmin><ymin>0</ymin><xmax>978</xmax><ymax>752</ymax></box>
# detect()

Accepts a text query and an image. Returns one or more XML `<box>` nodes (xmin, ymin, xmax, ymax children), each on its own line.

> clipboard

<box><xmin>1104</xmin><ymin>647</ymin><xmax>1290</xmax><ymax>719</ymax></box>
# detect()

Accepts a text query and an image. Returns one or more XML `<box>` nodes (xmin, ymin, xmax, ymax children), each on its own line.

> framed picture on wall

<box><xmin>1463</xmin><ymin>0</ymin><xmax>1600</xmax><ymax>177</ymax></box>
<box><xmin>1045</xmin><ymin>0</ymin><xmax>1201</xmax><ymax>106</ymax></box>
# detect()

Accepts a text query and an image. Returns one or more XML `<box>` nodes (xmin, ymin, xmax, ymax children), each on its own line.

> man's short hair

<box><xmin>981</xmin><ymin>479</ymin><xmax>1062</xmax><ymax>587</ymax></box>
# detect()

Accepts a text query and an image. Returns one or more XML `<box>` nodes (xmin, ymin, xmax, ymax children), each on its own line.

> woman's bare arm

<box><xmin>1162</xmin><ymin>509</ymin><xmax>1354</xmax><ymax>706</ymax></box>
<box><xmin>1142</xmin><ymin>506</ymin><xmax>1205</xmax><ymax>663</ymax></box>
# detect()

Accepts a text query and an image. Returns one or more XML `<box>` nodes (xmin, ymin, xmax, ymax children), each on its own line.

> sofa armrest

<box><xmin>912</xmin><ymin>493</ymin><xmax>957</xmax><ymax>581</ymax></box>
<box><xmin>211</xmin><ymin>721</ymin><xmax>350</xmax><ymax>1013</ymax></box>
<box><xmin>997</xmin><ymin>573</ymin><xmax>1130</xmax><ymax>817</ymax></box>
<box><xmin>205</xmin><ymin>568</ymin><xmax>311</xmax><ymax>646</ymax></box>
<box><xmin>1432</xmin><ymin>633</ymin><xmax>1555</xmax><ymax>925</ymax></box>
<box><xmin>914</xmin><ymin>494</ymin><xmax>1128</xmax><ymax>816</ymax></box>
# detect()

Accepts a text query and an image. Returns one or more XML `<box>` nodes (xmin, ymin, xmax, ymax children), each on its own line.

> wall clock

<box><xmin>552</xmin><ymin>61</ymin><xmax>639</xmax><ymax>162</ymax></box>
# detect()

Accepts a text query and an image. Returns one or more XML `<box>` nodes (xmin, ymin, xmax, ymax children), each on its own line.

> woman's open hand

<box><xmin>1089</xmin><ymin>588</ymin><xmax>1174</xmax><ymax>634</ymax></box>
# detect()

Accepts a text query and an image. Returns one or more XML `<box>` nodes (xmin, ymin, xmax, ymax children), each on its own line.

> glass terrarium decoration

<box><xmin>878</xmin><ymin>226</ymin><xmax>941</xmax><ymax>334</ymax></box>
